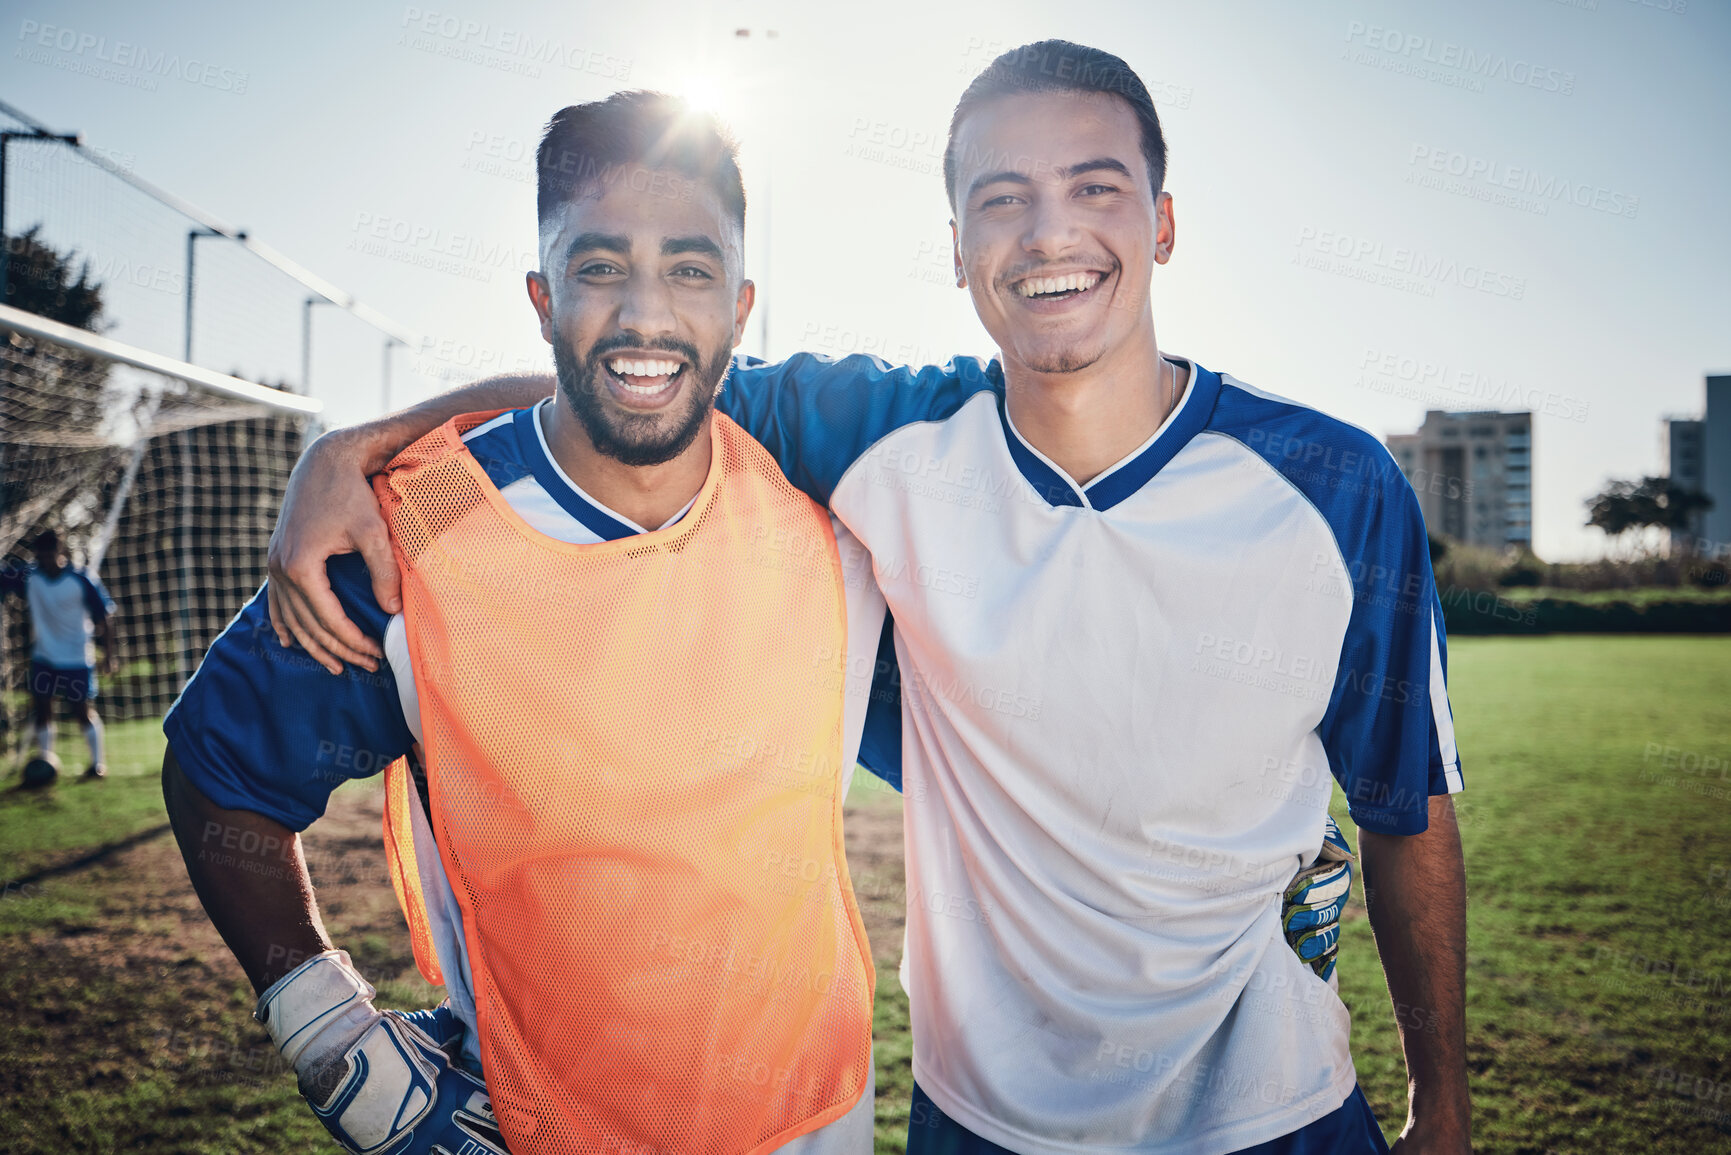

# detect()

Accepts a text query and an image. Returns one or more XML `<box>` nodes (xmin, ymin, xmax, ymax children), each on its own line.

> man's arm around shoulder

<box><xmin>267</xmin><ymin>373</ymin><xmax>552</xmax><ymax>673</ymax></box>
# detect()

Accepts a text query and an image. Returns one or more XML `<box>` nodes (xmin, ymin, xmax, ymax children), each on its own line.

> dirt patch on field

<box><xmin>841</xmin><ymin>798</ymin><xmax>907</xmax><ymax>968</ymax></box>
<box><xmin>2</xmin><ymin>782</ymin><xmax>908</xmax><ymax>1006</ymax></box>
<box><xmin>0</xmin><ymin>781</ymin><xmax>421</xmax><ymax>1150</ymax></box>
<box><xmin>0</xmin><ymin>783</ymin><xmax>908</xmax><ymax>1151</ymax></box>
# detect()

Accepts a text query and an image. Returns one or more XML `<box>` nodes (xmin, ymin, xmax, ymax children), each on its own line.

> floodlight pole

<box><xmin>302</xmin><ymin>296</ymin><xmax>335</xmax><ymax>394</ymax></box>
<box><xmin>185</xmin><ymin>227</ymin><xmax>216</xmax><ymax>362</ymax></box>
<box><xmin>381</xmin><ymin>337</ymin><xmax>401</xmax><ymax>415</ymax></box>
<box><xmin>176</xmin><ymin>222</ymin><xmax>226</xmax><ymax>690</ymax></box>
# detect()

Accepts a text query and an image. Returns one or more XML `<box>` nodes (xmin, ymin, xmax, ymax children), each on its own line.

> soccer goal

<box><xmin>0</xmin><ymin>302</ymin><xmax>322</xmax><ymax>751</ymax></box>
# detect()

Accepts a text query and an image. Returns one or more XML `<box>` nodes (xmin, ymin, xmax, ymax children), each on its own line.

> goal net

<box><xmin>0</xmin><ymin>302</ymin><xmax>321</xmax><ymax>752</ymax></box>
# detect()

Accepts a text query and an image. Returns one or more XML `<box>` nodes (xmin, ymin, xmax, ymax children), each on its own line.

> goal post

<box><xmin>0</xmin><ymin>301</ymin><xmax>323</xmax><ymax>748</ymax></box>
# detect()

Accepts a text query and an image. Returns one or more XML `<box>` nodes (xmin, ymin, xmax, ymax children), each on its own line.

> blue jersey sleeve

<box><xmin>717</xmin><ymin>352</ymin><xmax>1002</xmax><ymax>507</ymax></box>
<box><xmin>1211</xmin><ymin>384</ymin><xmax>1462</xmax><ymax>836</ymax></box>
<box><xmin>163</xmin><ymin>554</ymin><xmax>414</xmax><ymax>832</ymax></box>
<box><xmin>1316</xmin><ymin>480</ymin><xmax>1462</xmax><ymax>835</ymax></box>
<box><xmin>75</xmin><ymin>569</ymin><xmax>115</xmax><ymax>619</ymax></box>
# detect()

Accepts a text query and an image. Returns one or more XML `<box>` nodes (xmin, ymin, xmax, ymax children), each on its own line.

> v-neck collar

<box><xmin>996</xmin><ymin>357</ymin><xmax>1221</xmax><ymax>512</ymax></box>
<box><xmin>514</xmin><ymin>401</ymin><xmax>696</xmax><ymax>541</ymax></box>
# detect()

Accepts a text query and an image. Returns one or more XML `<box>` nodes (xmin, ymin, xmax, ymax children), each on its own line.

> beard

<box><xmin>1015</xmin><ymin>329</ymin><xmax>1108</xmax><ymax>374</ymax></box>
<box><xmin>1021</xmin><ymin>346</ymin><xmax>1103</xmax><ymax>374</ymax></box>
<box><xmin>553</xmin><ymin>333</ymin><xmax>734</xmax><ymax>467</ymax></box>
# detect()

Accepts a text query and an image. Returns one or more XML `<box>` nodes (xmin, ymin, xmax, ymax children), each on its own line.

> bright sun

<box><xmin>679</xmin><ymin>76</ymin><xmax>728</xmax><ymax>116</ymax></box>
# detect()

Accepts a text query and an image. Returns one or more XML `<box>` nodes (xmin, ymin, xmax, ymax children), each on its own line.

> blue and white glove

<box><xmin>255</xmin><ymin>950</ymin><xmax>508</xmax><ymax>1155</ymax></box>
<box><xmin>1282</xmin><ymin>815</ymin><xmax>1356</xmax><ymax>983</ymax></box>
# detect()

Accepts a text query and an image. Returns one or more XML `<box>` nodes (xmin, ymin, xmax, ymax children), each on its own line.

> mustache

<box><xmin>583</xmin><ymin>334</ymin><xmax>704</xmax><ymax>367</ymax></box>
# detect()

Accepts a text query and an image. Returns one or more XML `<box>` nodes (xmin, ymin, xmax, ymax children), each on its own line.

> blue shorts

<box><xmin>28</xmin><ymin>661</ymin><xmax>96</xmax><ymax>704</ymax></box>
<box><xmin>906</xmin><ymin>1082</ymin><xmax>1390</xmax><ymax>1155</ymax></box>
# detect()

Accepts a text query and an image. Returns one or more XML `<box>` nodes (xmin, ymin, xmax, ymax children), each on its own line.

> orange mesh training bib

<box><xmin>376</xmin><ymin>411</ymin><xmax>874</xmax><ymax>1155</ymax></box>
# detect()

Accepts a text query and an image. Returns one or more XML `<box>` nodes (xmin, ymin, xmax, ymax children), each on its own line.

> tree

<box><xmin>1585</xmin><ymin>476</ymin><xmax>1713</xmax><ymax>556</ymax></box>
<box><xmin>2</xmin><ymin>225</ymin><xmax>105</xmax><ymax>328</ymax></box>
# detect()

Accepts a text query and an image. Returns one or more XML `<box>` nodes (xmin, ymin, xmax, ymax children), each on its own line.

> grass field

<box><xmin>2</xmin><ymin>635</ymin><xmax>1728</xmax><ymax>1151</ymax></box>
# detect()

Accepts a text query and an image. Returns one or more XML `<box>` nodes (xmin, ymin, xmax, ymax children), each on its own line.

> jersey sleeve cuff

<box><xmin>1350</xmin><ymin>758</ymin><xmax>1465</xmax><ymax>835</ymax></box>
<box><xmin>1431</xmin><ymin>758</ymin><xmax>1465</xmax><ymax>796</ymax></box>
<box><xmin>1345</xmin><ymin>803</ymin><xmax>1431</xmax><ymax>836</ymax></box>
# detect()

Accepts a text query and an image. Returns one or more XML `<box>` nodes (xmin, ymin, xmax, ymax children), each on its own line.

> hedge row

<box><xmin>1440</xmin><ymin>590</ymin><xmax>1731</xmax><ymax>635</ymax></box>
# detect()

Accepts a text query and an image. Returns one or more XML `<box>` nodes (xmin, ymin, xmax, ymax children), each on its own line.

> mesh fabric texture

<box><xmin>376</xmin><ymin>411</ymin><xmax>875</xmax><ymax>1155</ymax></box>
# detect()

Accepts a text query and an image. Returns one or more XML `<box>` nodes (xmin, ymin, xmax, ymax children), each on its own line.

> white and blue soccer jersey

<box><xmin>165</xmin><ymin>400</ymin><xmax>891</xmax><ymax>1082</ymax></box>
<box><xmin>1</xmin><ymin>563</ymin><xmax>115</xmax><ymax>668</ymax></box>
<box><xmin>715</xmin><ymin>353</ymin><xmax>1462</xmax><ymax>1154</ymax></box>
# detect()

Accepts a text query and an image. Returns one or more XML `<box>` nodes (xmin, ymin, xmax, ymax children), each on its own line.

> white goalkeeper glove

<box><xmin>254</xmin><ymin>949</ymin><xmax>508</xmax><ymax>1155</ymax></box>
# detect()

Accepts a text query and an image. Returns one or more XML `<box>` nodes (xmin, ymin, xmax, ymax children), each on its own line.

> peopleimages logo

<box><xmin>1357</xmin><ymin>347</ymin><xmax>1590</xmax><ymax>423</ymax></box>
<box><xmin>347</xmin><ymin>211</ymin><xmax>537</xmax><ymax>284</ymax></box>
<box><xmin>1343</xmin><ymin>21</ymin><xmax>1576</xmax><ymax>96</ymax></box>
<box><xmin>399</xmin><ymin>7</ymin><xmax>630</xmax><ymax>80</ymax></box>
<box><xmin>16</xmin><ymin>19</ymin><xmax>250</xmax><ymax>93</ymax></box>
<box><xmin>1294</xmin><ymin>227</ymin><xmax>1527</xmax><ymax>301</ymax></box>
<box><xmin>1408</xmin><ymin>145</ymin><xmax>1639</xmax><ymax>220</ymax></box>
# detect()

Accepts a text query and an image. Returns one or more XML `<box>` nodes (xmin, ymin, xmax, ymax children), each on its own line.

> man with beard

<box><xmin>162</xmin><ymin>92</ymin><xmax>884</xmax><ymax>1155</ymax></box>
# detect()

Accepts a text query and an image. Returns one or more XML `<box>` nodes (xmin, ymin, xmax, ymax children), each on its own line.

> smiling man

<box><xmin>265</xmin><ymin>42</ymin><xmax>1462</xmax><ymax>1155</ymax></box>
<box><xmin>163</xmin><ymin>93</ymin><xmax>883</xmax><ymax>1155</ymax></box>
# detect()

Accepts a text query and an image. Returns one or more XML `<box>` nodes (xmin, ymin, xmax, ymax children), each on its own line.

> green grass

<box><xmin>0</xmin><ymin>717</ymin><xmax>333</xmax><ymax>1152</ymax></box>
<box><xmin>4</xmin><ymin>639</ymin><xmax>1729</xmax><ymax>1151</ymax></box>
<box><xmin>0</xmin><ymin>717</ymin><xmax>170</xmax><ymax>880</ymax></box>
<box><xmin>0</xmin><ymin>719</ymin><xmax>403</xmax><ymax>1153</ymax></box>
<box><xmin>1332</xmin><ymin>636</ymin><xmax>1731</xmax><ymax>1149</ymax></box>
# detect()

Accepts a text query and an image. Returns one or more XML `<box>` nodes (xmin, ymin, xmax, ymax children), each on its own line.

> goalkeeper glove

<box><xmin>254</xmin><ymin>949</ymin><xmax>508</xmax><ymax>1155</ymax></box>
<box><xmin>1282</xmin><ymin>815</ymin><xmax>1356</xmax><ymax>983</ymax></box>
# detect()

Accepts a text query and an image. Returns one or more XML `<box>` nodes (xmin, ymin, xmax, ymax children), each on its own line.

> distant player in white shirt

<box><xmin>2</xmin><ymin>529</ymin><xmax>117</xmax><ymax>778</ymax></box>
<box><xmin>266</xmin><ymin>42</ymin><xmax>1468</xmax><ymax>1155</ymax></box>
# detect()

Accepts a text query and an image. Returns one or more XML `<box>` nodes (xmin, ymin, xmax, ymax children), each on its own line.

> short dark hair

<box><xmin>32</xmin><ymin>529</ymin><xmax>59</xmax><ymax>550</ymax></box>
<box><xmin>944</xmin><ymin>40</ymin><xmax>1167</xmax><ymax>209</ymax></box>
<box><xmin>536</xmin><ymin>91</ymin><xmax>746</xmax><ymax>234</ymax></box>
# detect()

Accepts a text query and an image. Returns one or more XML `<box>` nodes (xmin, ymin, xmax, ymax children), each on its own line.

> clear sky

<box><xmin>6</xmin><ymin>0</ymin><xmax>1727</xmax><ymax>559</ymax></box>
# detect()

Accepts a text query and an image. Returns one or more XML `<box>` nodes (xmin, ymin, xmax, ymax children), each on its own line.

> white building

<box><xmin>1386</xmin><ymin>410</ymin><xmax>1532</xmax><ymax>551</ymax></box>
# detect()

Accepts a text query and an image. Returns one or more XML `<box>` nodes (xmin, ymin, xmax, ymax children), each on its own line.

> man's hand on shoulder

<box><xmin>266</xmin><ymin>372</ymin><xmax>556</xmax><ymax>673</ymax></box>
<box><xmin>267</xmin><ymin>427</ymin><xmax>400</xmax><ymax>675</ymax></box>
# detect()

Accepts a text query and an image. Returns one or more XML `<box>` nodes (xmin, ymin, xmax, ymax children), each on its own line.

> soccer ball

<box><xmin>21</xmin><ymin>751</ymin><xmax>61</xmax><ymax>789</ymax></box>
